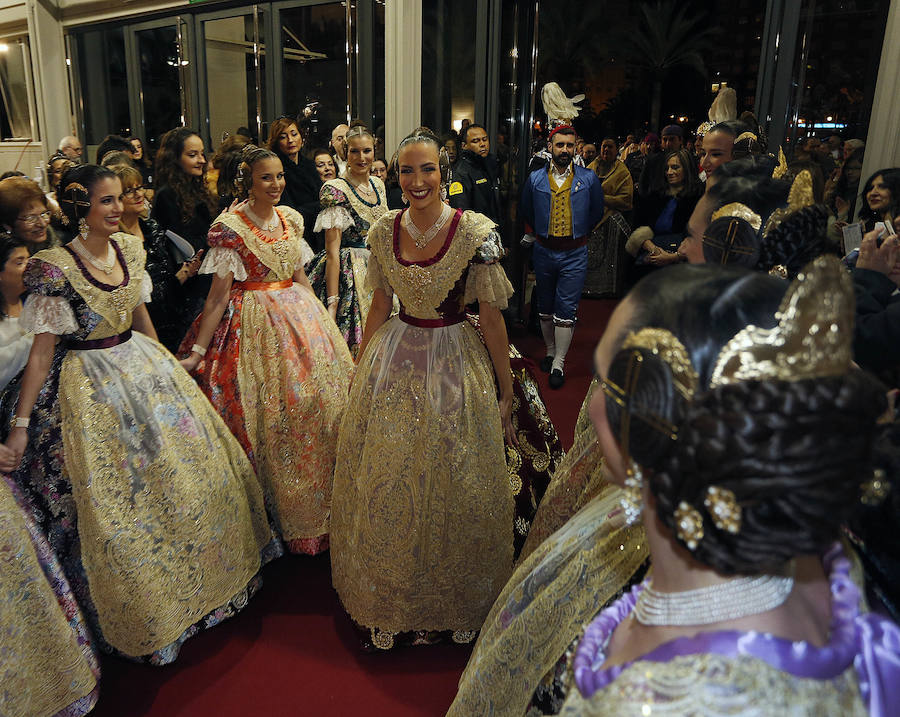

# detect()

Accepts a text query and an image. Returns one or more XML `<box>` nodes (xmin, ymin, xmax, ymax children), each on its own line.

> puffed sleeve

<box><xmin>314</xmin><ymin>182</ymin><xmax>354</xmax><ymax>232</ymax></box>
<box><xmin>141</xmin><ymin>270</ymin><xmax>153</xmax><ymax>303</ymax></box>
<box><xmin>464</xmin><ymin>230</ymin><xmax>513</xmax><ymax>310</ymax></box>
<box><xmin>199</xmin><ymin>222</ymin><xmax>248</xmax><ymax>280</ymax></box>
<box><xmin>298</xmin><ymin>238</ymin><xmax>315</xmax><ymax>269</ymax></box>
<box><xmin>20</xmin><ymin>259</ymin><xmax>78</xmax><ymax>335</ymax></box>
<box><xmin>364</xmin><ymin>252</ymin><xmax>393</xmax><ymax>297</ymax></box>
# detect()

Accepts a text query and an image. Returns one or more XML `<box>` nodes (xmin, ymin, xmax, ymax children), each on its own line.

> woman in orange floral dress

<box><xmin>180</xmin><ymin>145</ymin><xmax>354</xmax><ymax>554</ymax></box>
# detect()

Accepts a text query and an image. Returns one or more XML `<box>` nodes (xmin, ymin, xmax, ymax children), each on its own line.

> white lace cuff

<box><xmin>141</xmin><ymin>270</ymin><xmax>153</xmax><ymax>303</ymax></box>
<box><xmin>298</xmin><ymin>238</ymin><xmax>315</xmax><ymax>269</ymax></box>
<box><xmin>199</xmin><ymin>246</ymin><xmax>248</xmax><ymax>281</ymax></box>
<box><xmin>21</xmin><ymin>295</ymin><xmax>78</xmax><ymax>335</ymax></box>
<box><xmin>314</xmin><ymin>206</ymin><xmax>355</xmax><ymax>233</ymax></box>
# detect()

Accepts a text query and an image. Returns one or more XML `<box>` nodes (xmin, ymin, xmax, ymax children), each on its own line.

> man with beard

<box><xmin>448</xmin><ymin>124</ymin><xmax>501</xmax><ymax>224</ymax></box>
<box><xmin>520</xmin><ymin>125</ymin><xmax>604</xmax><ymax>388</ymax></box>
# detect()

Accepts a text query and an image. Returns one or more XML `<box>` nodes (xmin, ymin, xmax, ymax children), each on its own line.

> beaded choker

<box><xmin>404</xmin><ymin>203</ymin><xmax>453</xmax><ymax>249</ymax></box>
<box><xmin>633</xmin><ymin>572</ymin><xmax>795</xmax><ymax>627</ymax></box>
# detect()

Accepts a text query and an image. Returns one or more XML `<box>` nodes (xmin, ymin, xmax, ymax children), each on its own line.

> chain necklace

<box><xmin>71</xmin><ymin>236</ymin><xmax>116</xmax><ymax>274</ymax></box>
<box><xmin>633</xmin><ymin>572</ymin><xmax>795</xmax><ymax>627</ymax></box>
<box><xmin>342</xmin><ymin>175</ymin><xmax>378</xmax><ymax>205</ymax></box>
<box><xmin>350</xmin><ymin>176</ymin><xmax>374</xmax><ymax>195</ymax></box>
<box><xmin>404</xmin><ymin>203</ymin><xmax>453</xmax><ymax>249</ymax></box>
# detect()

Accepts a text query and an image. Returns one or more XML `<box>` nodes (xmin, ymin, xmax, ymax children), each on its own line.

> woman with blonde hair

<box><xmin>307</xmin><ymin>124</ymin><xmax>388</xmax><ymax>356</ymax></box>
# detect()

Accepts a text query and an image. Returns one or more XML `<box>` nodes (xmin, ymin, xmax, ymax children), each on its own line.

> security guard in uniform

<box><xmin>448</xmin><ymin>124</ymin><xmax>502</xmax><ymax>225</ymax></box>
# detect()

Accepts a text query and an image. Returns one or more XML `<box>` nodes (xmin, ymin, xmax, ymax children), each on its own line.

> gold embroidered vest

<box><xmin>548</xmin><ymin>171</ymin><xmax>574</xmax><ymax>237</ymax></box>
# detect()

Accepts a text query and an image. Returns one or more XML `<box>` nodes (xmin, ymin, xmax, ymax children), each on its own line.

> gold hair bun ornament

<box><xmin>674</xmin><ymin>501</ymin><xmax>704</xmax><ymax>550</ymax></box>
<box><xmin>709</xmin><ymin>255</ymin><xmax>852</xmax><ymax>388</ymax></box>
<box><xmin>734</xmin><ymin>131</ymin><xmax>758</xmax><ymax>144</ymax></box>
<box><xmin>763</xmin><ymin>169</ymin><xmax>815</xmax><ymax>236</ymax></box>
<box><xmin>704</xmin><ymin>486</ymin><xmax>742</xmax><ymax>533</ymax></box>
<box><xmin>61</xmin><ymin>182</ymin><xmax>88</xmax><ymax>199</ymax></box>
<box><xmin>710</xmin><ymin>203</ymin><xmax>762</xmax><ymax>232</ymax></box>
<box><xmin>622</xmin><ymin>327</ymin><xmax>698</xmax><ymax>401</ymax></box>
<box><xmin>772</xmin><ymin>147</ymin><xmax>789</xmax><ymax>179</ymax></box>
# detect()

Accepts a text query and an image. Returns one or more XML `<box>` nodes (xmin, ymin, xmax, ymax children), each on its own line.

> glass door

<box><xmin>125</xmin><ymin>17</ymin><xmax>196</xmax><ymax>152</ymax></box>
<box><xmin>196</xmin><ymin>6</ymin><xmax>270</xmax><ymax>153</ymax></box>
<box><xmin>273</xmin><ymin>0</ymin><xmax>350</xmax><ymax>150</ymax></box>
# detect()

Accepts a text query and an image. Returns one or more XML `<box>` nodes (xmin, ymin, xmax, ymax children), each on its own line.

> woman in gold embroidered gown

<box><xmin>330</xmin><ymin>129</ymin><xmax>517</xmax><ymax>650</ymax></box>
<box><xmin>1</xmin><ymin>475</ymin><xmax>99</xmax><ymax>717</ymax></box>
<box><xmin>0</xmin><ymin>165</ymin><xmax>273</xmax><ymax>664</ymax></box>
<box><xmin>307</xmin><ymin>125</ymin><xmax>388</xmax><ymax>357</ymax></box>
<box><xmin>180</xmin><ymin>146</ymin><xmax>354</xmax><ymax>555</ymax></box>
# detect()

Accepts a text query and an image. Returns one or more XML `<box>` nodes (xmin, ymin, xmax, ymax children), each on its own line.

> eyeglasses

<box><xmin>17</xmin><ymin>210</ymin><xmax>51</xmax><ymax>225</ymax></box>
<box><xmin>122</xmin><ymin>186</ymin><xmax>145</xmax><ymax>197</ymax></box>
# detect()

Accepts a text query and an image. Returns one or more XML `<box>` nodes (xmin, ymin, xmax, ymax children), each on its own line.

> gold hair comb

<box><xmin>709</xmin><ymin>255</ymin><xmax>852</xmax><ymax>387</ymax></box>
<box><xmin>711</xmin><ymin>202</ymin><xmax>762</xmax><ymax>232</ymax></box>
<box><xmin>763</xmin><ymin>170</ymin><xmax>815</xmax><ymax>236</ymax></box>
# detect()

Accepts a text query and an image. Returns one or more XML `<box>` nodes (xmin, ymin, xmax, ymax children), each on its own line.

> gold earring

<box><xmin>78</xmin><ymin>217</ymin><xmax>89</xmax><ymax>239</ymax></box>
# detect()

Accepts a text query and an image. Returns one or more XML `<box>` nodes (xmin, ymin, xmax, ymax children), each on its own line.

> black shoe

<box><xmin>539</xmin><ymin>355</ymin><xmax>554</xmax><ymax>373</ymax></box>
<box><xmin>549</xmin><ymin>369</ymin><xmax>565</xmax><ymax>389</ymax></box>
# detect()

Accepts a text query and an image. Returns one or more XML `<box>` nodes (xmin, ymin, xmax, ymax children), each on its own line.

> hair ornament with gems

<box><xmin>704</xmin><ymin>486</ymin><xmax>742</xmax><ymax>534</ymax></box>
<box><xmin>674</xmin><ymin>501</ymin><xmax>704</xmax><ymax>550</ymax></box>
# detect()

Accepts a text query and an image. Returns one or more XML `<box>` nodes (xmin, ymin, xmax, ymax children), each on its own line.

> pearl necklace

<box><xmin>71</xmin><ymin>236</ymin><xmax>115</xmax><ymax>274</ymax></box>
<box><xmin>633</xmin><ymin>572</ymin><xmax>795</xmax><ymax>627</ymax></box>
<box><xmin>404</xmin><ymin>203</ymin><xmax>453</xmax><ymax>249</ymax></box>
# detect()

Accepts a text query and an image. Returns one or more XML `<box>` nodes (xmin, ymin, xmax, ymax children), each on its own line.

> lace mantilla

<box><xmin>367</xmin><ymin>210</ymin><xmax>508</xmax><ymax>319</ymax></box>
<box><xmin>449</xmin><ymin>485</ymin><xmax>648</xmax><ymax>717</ymax></box>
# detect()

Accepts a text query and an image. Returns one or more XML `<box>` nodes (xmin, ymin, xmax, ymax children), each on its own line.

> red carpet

<box><xmin>90</xmin><ymin>298</ymin><xmax>617</xmax><ymax>717</ymax></box>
